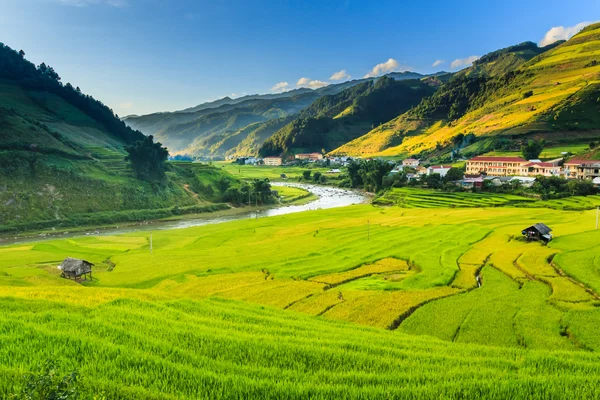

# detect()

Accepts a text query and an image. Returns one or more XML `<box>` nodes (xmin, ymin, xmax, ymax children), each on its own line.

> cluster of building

<box><xmin>238</xmin><ymin>153</ymin><xmax>352</xmax><ymax>167</ymax></box>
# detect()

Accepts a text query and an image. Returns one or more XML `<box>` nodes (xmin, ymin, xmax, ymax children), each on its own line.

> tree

<box><xmin>424</xmin><ymin>173</ymin><xmax>443</xmax><ymax>189</ymax></box>
<box><xmin>452</xmin><ymin>133</ymin><xmax>465</xmax><ymax>147</ymax></box>
<box><xmin>444</xmin><ymin>167</ymin><xmax>464</xmax><ymax>182</ymax></box>
<box><xmin>216</xmin><ymin>176</ymin><xmax>231</xmax><ymax>193</ymax></box>
<box><xmin>590</xmin><ymin>141</ymin><xmax>597</xmax><ymax>150</ymax></box>
<box><xmin>125</xmin><ymin>135</ymin><xmax>169</xmax><ymax>182</ymax></box>
<box><xmin>521</xmin><ymin>139</ymin><xmax>545</xmax><ymax>160</ymax></box>
<box><xmin>302</xmin><ymin>170</ymin><xmax>311</xmax><ymax>180</ymax></box>
<box><xmin>313</xmin><ymin>171</ymin><xmax>322</xmax><ymax>182</ymax></box>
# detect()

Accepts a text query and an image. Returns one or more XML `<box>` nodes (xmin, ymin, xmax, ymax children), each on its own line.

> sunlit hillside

<box><xmin>333</xmin><ymin>23</ymin><xmax>600</xmax><ymax>158</ymax></box>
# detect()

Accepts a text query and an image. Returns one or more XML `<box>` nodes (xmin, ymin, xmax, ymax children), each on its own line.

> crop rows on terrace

<box><xmin>2</xmin><ymin>296</ymin><xmax>600</xmax><ymax>399</ymax></box>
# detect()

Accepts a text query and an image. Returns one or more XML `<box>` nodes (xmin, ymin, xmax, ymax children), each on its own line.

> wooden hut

<box><xmin>58</xmin><ymin>258</ymin><xmax>94</xmax><ymax>281</ymax></box>
<box><xmin>521</xmin><ymin>223</ymin><xmax>553</xmax><ymax>242</ymax></box>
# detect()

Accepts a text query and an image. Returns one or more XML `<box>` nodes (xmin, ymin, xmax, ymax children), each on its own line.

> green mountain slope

<box><xmin>259</xmin><ymin>76</ymin><xmax>437</xmax><ymax>156</ymax></box>
<box><xmin>333</xmin><ymin>24</ymin><xmax>600</xmax><ymax>158</ymax></box>
<box><xmin>124</xmin><ymin>72</ymin><xmax>441</xmax><ymax>158</ymax></box>
<box><xmin>148</xmin><ymin>93</ymin><xmax>320</xmax><ymax>156</ymax></box>
<box><xmin>0</xmin><ymin>43</ymin><xmax>234</xmax><ymax>232</ymax></box>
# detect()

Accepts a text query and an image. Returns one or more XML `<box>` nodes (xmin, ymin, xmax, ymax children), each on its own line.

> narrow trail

<box><xmin>183</xmin><ymin>184</ymin><xmax>200</xmax><ymax>200</ymax></box>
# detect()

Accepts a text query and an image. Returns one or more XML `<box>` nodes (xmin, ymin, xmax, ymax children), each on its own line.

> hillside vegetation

<box><xmin>0</xmin><ymin>43</ymin><xmax>236</xmax><ymax>232</ymax></box>
<box><xmin>259</xmin><ymin>76</ymin><xmax>437</xmax><ymax>156</ymax></box>
<box><xmin>334</xmin><ymin>24</ymin><xmax>600</xmax><ymax>158</ymax></box>
<box><xmin>2</xmin><ymin>201</ymin><xmax>600</xmax><ymax>397</ymax></box>
<box><xmin>124</xmin><ymin>72</ymin><xmax>441</xmax><ymax>158</ymax></box>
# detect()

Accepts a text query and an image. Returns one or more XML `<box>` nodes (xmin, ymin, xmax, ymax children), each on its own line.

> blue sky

<box><xmin>1</xmin><ymin>0</ymin><xmax>598</xmax><ymax>116</ymax></box>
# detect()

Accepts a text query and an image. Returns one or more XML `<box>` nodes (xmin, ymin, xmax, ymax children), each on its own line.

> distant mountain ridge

<box><xmin>123</xmin><ymin>71</ymin><xmax>445</xmax><ymax>157</ymax></box>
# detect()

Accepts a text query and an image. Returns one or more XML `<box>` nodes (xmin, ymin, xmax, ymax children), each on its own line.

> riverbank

<box><xmin>0</xmin><ymin>183</ymin><xmax>368</xmax><ymax>246</ymax></box>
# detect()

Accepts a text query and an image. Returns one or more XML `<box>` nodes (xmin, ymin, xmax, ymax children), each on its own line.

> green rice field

<box><xmin>376</xmin><ymin>188</ymin><xmax>600</xmax><ymax>210</ymax></box>
<box><xmin>2</xmin><ymin>198</ymin><xmax>600</xmax><ymax>397</ymax></box>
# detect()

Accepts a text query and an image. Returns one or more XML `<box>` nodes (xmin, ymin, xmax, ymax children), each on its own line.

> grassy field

<box><xmin>2</xmin><ymin>199</ymin><xmax>600</xmax><ymax>396</ymax></box>
<box><xmin>375</xmin><ymin>188</ymin><xmax>600</xmax><ymax>211</ymax></box>
<box><xmin>272</xmin><ymin>185</ymin><xmax>317</xmax><ymax>205</ymax></box>
<box><xmin>214</xmin><ymin>161</ymin><xmax>332</xmax><ymax>181</ymax></box>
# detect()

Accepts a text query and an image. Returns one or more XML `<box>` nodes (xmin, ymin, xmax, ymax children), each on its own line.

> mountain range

<box><xmin>123</xmin><ymin>71</ymin><xmax>447</xmax><ymax>158</ymax></box>
<box><xmin>334</xmin><ymin>25</ymin><xmax>600</xmax><ymax>158</ymax></box>
<box><xmin>125</xmin><ymin>24</ymin><xmax>600</xmax><ymax>161</ymax></box>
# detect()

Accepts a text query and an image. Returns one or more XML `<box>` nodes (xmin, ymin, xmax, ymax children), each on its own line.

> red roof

<box><xmin>525</xmin><ymin>162</ymin><xmax>556</xmax><ymax>167</ymax></box>
<box><xmin>468</xmin><ymin>156</ymin><xmax>526</xmax><ymax>162</ymax></box>
<box><xmin>429</xmin><ymin>165</ymin><xmax>452</xmax><ymax>169</ymax></box>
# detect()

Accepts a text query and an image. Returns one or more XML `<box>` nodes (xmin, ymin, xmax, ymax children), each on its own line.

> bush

<box><xmin>12</xmin><ymin>360</ymin><xmax>80</xmax><ymax>400</ymax></box>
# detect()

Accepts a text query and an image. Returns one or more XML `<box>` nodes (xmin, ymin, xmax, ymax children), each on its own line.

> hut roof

<box><xmin>59</xmin><ymin>258</ymin><xmax>93</xmax><ymax>274</ymax></box>
<box><xmin>525</xmin><ymin>223</ymin><xmax>552</xmax><ymax>235</ymax></box>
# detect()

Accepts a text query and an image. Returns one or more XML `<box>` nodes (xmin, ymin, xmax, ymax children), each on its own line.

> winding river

<box><xmin>0</xmin><ymin>183</ymin><xmax>368</xmax><ymax>245</ymax></box>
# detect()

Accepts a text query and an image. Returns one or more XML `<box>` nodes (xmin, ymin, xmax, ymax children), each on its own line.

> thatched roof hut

<box><xmin>522</xmin><ymin>223</ymin><xmax>553</xmax><ymax>242</ymax></box>
<box><xmin>58</xmin><ymin>258</ymin><xmax>94</xmax><ymax>280</ymax></box>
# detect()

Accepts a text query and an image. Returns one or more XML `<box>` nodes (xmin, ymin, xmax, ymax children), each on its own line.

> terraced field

<box><xmin>333</xmin><ymin>23</ymin><xmax>600</xmax><ymax>158</ymax></box>
<box><xmin>2</xmin><ymin>200</ymin><xmax>600</xmax><ymax>397</ymax></box>
<box><xmin>376</xmin><ymin>188</ymin><xmax>600</xmax><ymax>211</ymax></box>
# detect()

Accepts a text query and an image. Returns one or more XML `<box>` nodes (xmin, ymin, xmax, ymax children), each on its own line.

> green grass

<box><xmin>375</xmin><ymin>188</ymin><xmax>600</xmax><ymax>211</ymax></box>
<box><xmin>272</xmin><ymin>185</ymin><xmax>317</xmax><ymax>204</ymax></box>
<box><xmin>2</xmin><ymin>199</ymin><xmax>600</xmax><ymax>396</ymax></box>
<box><xmin>214</xmin><ymin>161</ymin><xmax>332</xmax><ymax>181</ymax></box>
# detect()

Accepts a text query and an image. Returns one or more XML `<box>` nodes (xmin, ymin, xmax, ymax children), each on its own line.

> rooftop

<box><xmin>468</xmin><ymin>156</ymin><xmax>527</xmax><ymax>162</ymax></box>
<box><xmin>525</xmin><ymin>162</ymin><xmax>557</xmax><ymax>167</ymax></box>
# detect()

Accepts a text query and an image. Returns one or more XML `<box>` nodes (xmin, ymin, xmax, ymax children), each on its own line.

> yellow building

<box><xmin>295</xmin><ymin>152</ymin><xmax>323</xmax><ymax>161</ymax></box>
<box><xmin>564</xmin><ymin>159</ymin><xmax>600</xmax><ymax>179</ymax></box>
<box><xmin>465</xmin><ymin>156</ymin><xmax>528</xmax><ymax>176</ymax></box>
<box><xmin>263</xmin><ymin>156</ymin><xmax>282</xmax><ymax>166</ymax></box>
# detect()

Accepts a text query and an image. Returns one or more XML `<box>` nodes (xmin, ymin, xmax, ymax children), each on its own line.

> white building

<box><xmin>427</xmin><ymin>165</ymin><xmax>452</xmax><ymax>178</ymax></box>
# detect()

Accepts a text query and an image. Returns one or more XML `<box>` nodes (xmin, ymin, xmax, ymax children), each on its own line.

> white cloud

<box><xmin>450</xmin><ymin>55</ymin><xmax>480</xmax><ymax>69</ymax></box>
<box><xmin>432</xmin><ymin>60</ymin><xmax>445</xmax><ymax>67</ymax></box>
<box><xmin>58</xmin><ymin>0</ymin><xmax>128</xmax><ymax>6</ymax></box>
<box><xmin>296</xmin><ymin>77</ymin><xmax>329</xmax><ymax>89</ymax></box>
<box><xmin>539</xmin><ymin>21</ymin><xmax>596</xmax><ymax>46</ymax></box>
<box><xmin>330</xmin><ymin>69</ymin><xmax>351</xmax><ymax>81</ymax></box>
<box><xmin>271</xmin><ymin>81</ymin><xmax>289</xmax><ymax>92</ymax></box>
<box><xmin>363</xmin><ymin>58</ymin><xmax>406</xmax><ymax>78</ymax></box>
<box><xmin>119</xmin><ymin>101</ymin><xmax>133</xmax><ymax>109</ymax></box>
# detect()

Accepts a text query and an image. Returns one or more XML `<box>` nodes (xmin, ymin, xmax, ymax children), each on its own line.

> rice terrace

<box><xmin>2</xmin><ymin>1</ymin><xmax>600</xmax><ymax>399</ymax></box>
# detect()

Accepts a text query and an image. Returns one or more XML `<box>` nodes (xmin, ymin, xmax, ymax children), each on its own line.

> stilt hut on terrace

<box><xmin>521</xmin><ymin>223</ymin><xmax>553</xmax><ymax>242</ymax></box>
<box><xmin>58</xmin><ymin>258</ymin><xmax>94</xmax><ymax>281</ymax></box>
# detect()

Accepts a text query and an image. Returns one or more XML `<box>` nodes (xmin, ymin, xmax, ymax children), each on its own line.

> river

<box><xmin>0</xmin><ymin>183</ymin><xmax>368</xmax><ymax>246</ymax></box>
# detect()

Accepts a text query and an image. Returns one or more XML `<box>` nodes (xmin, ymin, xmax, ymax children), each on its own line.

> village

<box><xmin>228</xmin><ymin>152</ymin><xmax>600</xmax><ymax>189</ymax></box>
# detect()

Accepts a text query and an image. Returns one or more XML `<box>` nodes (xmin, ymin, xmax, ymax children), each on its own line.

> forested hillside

<box><xmin>334</xmin><ymin>24</ymin><xmax>600</xmax><ymax>158</ymax></box>
<box><xmin>0</xmin><ymin>43</ymin><xmax>236</xmax><ymax>232</ymax></box>
<box><xmin>124</xmin><ymin>72</ymin><xmax>440</xmax><ymax>158</ymax></box>
<box><xmin>259</xmin><ymin>77</ymin><xmax>437</xmax><ymax>156</ymax></box>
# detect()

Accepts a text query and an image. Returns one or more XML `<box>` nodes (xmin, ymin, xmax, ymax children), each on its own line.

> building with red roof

<box><xmin>523</xmin><ymin>162</ymin><xmax>561</xmax><ymax>176</ymax></box>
